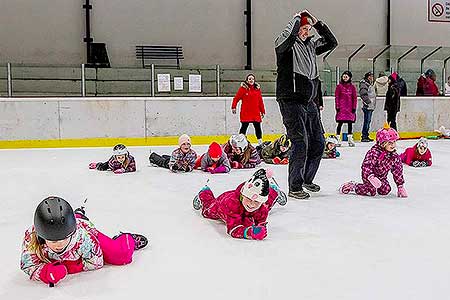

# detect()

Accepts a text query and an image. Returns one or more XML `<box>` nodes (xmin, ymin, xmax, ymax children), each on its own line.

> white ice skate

<box><xmin>348</xmin><ymin>134</ymin><xmax>355</xmax><ymax>147</ymax></box>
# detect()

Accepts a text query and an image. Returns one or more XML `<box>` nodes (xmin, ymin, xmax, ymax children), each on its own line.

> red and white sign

<box><xmin>428</xmin><ymin>0</ymin><xmax>450</xmax><ymax>22</ymax></box>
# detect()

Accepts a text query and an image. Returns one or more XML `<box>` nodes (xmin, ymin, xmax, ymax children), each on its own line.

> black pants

<box><xmin>278</xmin><ymin>100</ymin><xmax>325</xmax><ymax>192</ymax></box>
<box><xmin>387</xmin><ymin>110</ymin><xmax>398</xmax><ymax>131</ymax></box>
<box><xmin>239</xmin><ymin>122</ymin><xmax>262</xmax><ymax>139</ymax></box>
<box><xmin>149</xmin><ymin>153</ymin><xmax>170</xmax><ymax>169</ymax></box>
<box><xmin>336</xmin><ymin>122</ymin><xmax>353</xmax><ymax>135</ymax></box>
<box><xmin>96</xmin><ymin>161</ymin><xmax>109</xmax><ymax>171</ymax></box>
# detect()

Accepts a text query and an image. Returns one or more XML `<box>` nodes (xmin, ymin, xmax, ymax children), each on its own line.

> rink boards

<box><xmin>0</xmin><ymin>96</ymin><xmax>447</xmax><ymax>148</ymax></box>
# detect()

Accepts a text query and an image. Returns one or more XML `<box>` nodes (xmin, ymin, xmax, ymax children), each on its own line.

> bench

<box><xmin>135</xmin><ymin>45</ymin><xmax>184</xmax><ymax>69</ymax></box>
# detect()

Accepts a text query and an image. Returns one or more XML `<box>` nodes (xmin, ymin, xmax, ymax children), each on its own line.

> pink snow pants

<box><xmin>97</xmin><ymin>231</ymin><xmax>135</xmax><ymax>265</ymax></box>
<box><xmin>355</xmin><ymin>178</ymin><xmax>391</xmax><ymax>196</ymax></box>
<box><xmin>199</xmin><ymin>190</ymin><xmax>220</xmax><ymax>220</ymax></box>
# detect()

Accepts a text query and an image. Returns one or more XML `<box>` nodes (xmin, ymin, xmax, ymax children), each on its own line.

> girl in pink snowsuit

<box><xmin>340</xmin><ymin>125</ymin><xmax>408</xmax><ymax>197</ymax></box>
<box><xmin>20</xmin><ymin>197</ymin><xmax>148</xmax><ymax>286</ymax></box>
<box><xmin>400</xmin><ymin>137</ymin><xmax>432</xmax><ymax>167</ymax></box>
<box><xmin>193</xmin><ymin>169</ymin><xmax>287</xmax><ymax>240</ymax></box>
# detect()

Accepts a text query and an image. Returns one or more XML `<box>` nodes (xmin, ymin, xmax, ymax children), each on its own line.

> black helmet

<box><xmin>34</xmin><ymin>196</ymin><xmax>76</xmax><ymax>241</ymax></box>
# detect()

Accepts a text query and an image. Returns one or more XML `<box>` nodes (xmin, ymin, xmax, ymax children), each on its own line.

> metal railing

<box><xmin>2</xmin><ymin>44</ymin><xmax>450</xmax><ymax>97</ymax></box>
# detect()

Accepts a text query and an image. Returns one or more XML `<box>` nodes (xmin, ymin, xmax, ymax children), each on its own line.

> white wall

<box><xmin>391</xmin><ymin>0</ymin><xmax>450</xmax><ymax>47</ymax></box>
<box><xmin>0</xmin><ymin>0</ymin><xmax>386</xmax><ymax>67</ymax></box>
<box><xmin>0</xmin><ymin>96</ymin><xmax>446</xmax><ymax>142</ymax></box>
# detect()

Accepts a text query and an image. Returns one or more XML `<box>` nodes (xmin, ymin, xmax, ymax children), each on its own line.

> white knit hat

<box><xmin>178</xmin><ymin>134</ymin><xmax>191</xmax><ymax>147</ymax></box>
<box><xmin>240</xmin><ymin>169</ymin><xmax>272</xmax><ymax>203</ymax></box>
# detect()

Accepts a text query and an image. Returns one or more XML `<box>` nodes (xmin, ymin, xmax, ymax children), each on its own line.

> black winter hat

<box><xmin>364</xmin><ymin>72</ymin><xmax>373</xmax><ymax>79</ymax></box>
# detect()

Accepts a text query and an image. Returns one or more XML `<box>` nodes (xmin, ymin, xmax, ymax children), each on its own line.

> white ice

<box><xmin>1</xmin><ymin>140</ymin><xmax>449</xmax><ymax>300</ymax></box>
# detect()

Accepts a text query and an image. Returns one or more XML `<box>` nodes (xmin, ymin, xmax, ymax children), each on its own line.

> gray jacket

<box><xmin>274</xmin><ymin>17</ymin><xmax>337</xmax><ymax>102</ymax></box>
<box><xmin>200</xmin><ymin>152</ymin><xmax>231</xmax><ymax>172</ymax></box>
<box><xmin>359</xmin><ymin>79</ymin><xmax>376</xmax><ymax>110</ymax></box>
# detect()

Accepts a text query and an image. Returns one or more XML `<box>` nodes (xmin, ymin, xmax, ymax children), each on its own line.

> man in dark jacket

<box><xmin>275</xmin><ymin>10</ymin><xmax>337</xmax><ymax>199</ymax></box>
<box><xmin>359</xmin><ymin>72</ymin><xmax>376</xmax><ymax>142</ymax></box>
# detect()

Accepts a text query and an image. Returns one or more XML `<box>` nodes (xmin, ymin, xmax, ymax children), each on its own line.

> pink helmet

<box><xmin>376</xmin><ymin>123</ymin><xmax>399</xmax><ymax>144</ymax></box>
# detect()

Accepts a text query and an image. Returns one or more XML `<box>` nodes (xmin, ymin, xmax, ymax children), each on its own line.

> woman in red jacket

<box><xmin>232</xmin><ymin>74</ymin><xmax>266</xmax><ymax>145</ymax></box>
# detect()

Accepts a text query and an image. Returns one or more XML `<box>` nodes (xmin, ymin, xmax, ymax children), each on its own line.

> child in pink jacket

<box><xmin>400</xmin><ymin>137</ymin><xmax>432</xmax><ymax>167</ymax></box>
<box><xmin>89</xmin><ymin>144</ymin><xmax>136</xmax><ymax>174</ymax></box>
<box><xmin>340</xmin><ymin>124</ymin><xmax>407</xmax><ymax>197</ymax></box>
<box><xmin>20</xmin><ymin>197</ymin><xmax>147</xmax><ymax>286</ymax></box>
<box><xmin>193</xmin><ymin>169</ymin><xmax>287</xmax><ymax>240</ymax></box>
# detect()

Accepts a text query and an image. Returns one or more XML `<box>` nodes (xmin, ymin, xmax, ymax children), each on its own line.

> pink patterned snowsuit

<box><xmin>20</xmin><ymin>217</ymin><xmax>136</xmax><ymax>283</ymax></box>
<box><xmin>354</xmin><ymin>143</ymin><xmax>405</xmax><ymax>196</ymax></box>
<box><xmin>198</xmin><ymin>183</ymin><xmax>278</xmax><ymax>239</ymax></box>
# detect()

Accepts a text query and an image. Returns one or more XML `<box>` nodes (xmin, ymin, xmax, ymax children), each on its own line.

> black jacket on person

<box><xmin>275</xmin><ymin>18</ymin><xmax>337</xmax><ymax>103</ymax></box>
<box><xmin>385</xmin><ymin>82</ymin><xmax>401</xmax><ymax>113</ymax></box>
<box><xmin>313</xmin><ymin>80</ymin><xmax>324</xmax><ymax>109</ymax></box>
<box><xmin>397</xmin><ymin>77</ymin><xmax>408</xmax><ymax>96</ymax></box>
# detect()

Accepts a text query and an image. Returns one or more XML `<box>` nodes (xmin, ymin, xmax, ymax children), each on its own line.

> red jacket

<box><xmin>423</xmin><ymin>78</ymin><xmax>439</xmax><ymax>96</ymax></box>
<box><xmin>416</xmin><ymin>75</ymin><xmax>426</xmax><ymax>96</ymax></box>
<box><xmin>232</xmin><ymin>82</ymin><xmax>265</xmax><ymax>122</ymax></box>
<box><xmin>400</xmin><ymin>144</ymin><xmax>432</xmax><ymax>166</ymax></box>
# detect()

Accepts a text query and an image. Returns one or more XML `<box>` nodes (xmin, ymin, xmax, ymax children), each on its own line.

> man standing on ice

<box><xmin>275</xmin><ymin>10</ymin><xmax>337</xmax><ymax>199</ymax></box>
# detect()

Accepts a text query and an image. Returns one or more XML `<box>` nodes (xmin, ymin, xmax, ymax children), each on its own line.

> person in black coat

<box><xmin>384</xmin><ymin>75</ymin><xmax>401</xmax><ymax>130</ymax></box>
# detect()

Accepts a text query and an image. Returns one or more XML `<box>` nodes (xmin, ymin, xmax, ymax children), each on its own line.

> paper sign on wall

<box><xmin>428</xmin><ymin>0</ymin><xmax>450</xmax><ymax>22</ymax></box>
<box><xmin>157</xmin><ymin>74</ymin><xmax>171</xmax><ymax>92</ymax></box>
<box><xmin>174</xmin><ymin>77</ymin><xmax>184</xmax><ymax>90</ymax></box>
<box><xmin>189</xmin><ymin>74</ymin><xmax>202</xmax><ymax>93</ymax></box>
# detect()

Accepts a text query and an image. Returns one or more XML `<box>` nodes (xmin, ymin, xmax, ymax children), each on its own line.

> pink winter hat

<box><xmin>178</xmin><ymin>134</ymin><xmax>191</xmax><ymax>146</ymax></box>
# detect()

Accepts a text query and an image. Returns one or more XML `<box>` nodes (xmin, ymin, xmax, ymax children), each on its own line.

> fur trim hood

<box><xmin>241</xmin><ymin>81</ymin><xmax>260</xmax><ymax>90</ymax></box>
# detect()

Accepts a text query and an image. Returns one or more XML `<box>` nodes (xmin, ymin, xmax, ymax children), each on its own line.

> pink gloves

<box><xmin>210</xmin><ymin>165</ymin><xmax>227</xmax><ymax>174</ymax></box>
<box><xmin>62</xmin><ymin>259</ymin><xmax>84</xmax><ymax>274</ymax></box>
<box><xmin>113</xmin><ymin>168</ymin><xmax>125</xmax><ymax>174</ymax></box>
<box><xmin>368</xmin><ymin>174</ymin><xmax>382</xmax><ymax>189</ymax></box>
<box><xmin>89</xmin><ymin>162</ymin><xmax>97</xmax><ymax>169</ymax></box>
<box><xmin>230</xmin><ymin>161</ymin><xmax>243</xmax><ymax>169</ymax></box>
<box><xmin>244</xmin><ymin>225</ymin><xmax>267</xmax><ymax>240</ymax></box>
<box><xmin>397</xmin><ymin>185</ymin><xmax>408</xmax><ymax>198</ymax></box>
<box><xmin>39</xmin><ymin>262</ymin><xmax>67</xmax><ymax>285</ymax></box>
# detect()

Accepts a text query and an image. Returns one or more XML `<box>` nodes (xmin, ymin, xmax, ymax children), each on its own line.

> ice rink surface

<box><xmin>1</xmin><ymin>139</ymin><xmax>449</xmax><ymax>300</ymax></box>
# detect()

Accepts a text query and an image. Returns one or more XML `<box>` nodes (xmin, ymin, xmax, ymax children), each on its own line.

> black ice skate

<box><xmin>74</xmin><ymin>199</ymin><xmax>89</xmax><ymax>220</ymax></box>
<box><xmin>113</xmin><ymin>232</ymin><xmax>148</xmax><ymax>250</ymax></box>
